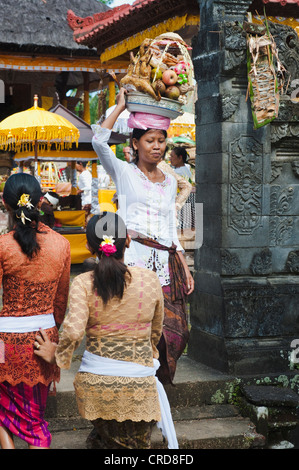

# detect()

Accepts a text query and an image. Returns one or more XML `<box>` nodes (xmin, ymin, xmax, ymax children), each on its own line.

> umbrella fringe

<box><xmin>0</xmin><ymin>128</ymin><xmax>79</xmax><ymax>152</ymax></box>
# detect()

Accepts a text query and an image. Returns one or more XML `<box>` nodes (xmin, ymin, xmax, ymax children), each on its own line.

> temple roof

<box><xmin>67</xmin><ymin>0</ymin><xmax>199</xmax><ymax>55</ymax></box>
<box><xmin>0</xmin><ymin>0</ymin><xmax>110</xmax><ymax>55</ymax></box>
<box><xmin>50</xmin><ymin>103</ymin><xmax>127</xmax><ymax>146</ymax></box>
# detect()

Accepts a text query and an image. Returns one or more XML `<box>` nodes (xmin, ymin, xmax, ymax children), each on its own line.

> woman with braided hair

<box><xmin>0</xmin><ymin>173</ymin><xmax>71</xmax><ymax>449</ymax></box>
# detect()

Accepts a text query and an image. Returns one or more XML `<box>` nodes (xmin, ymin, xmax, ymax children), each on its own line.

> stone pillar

<box><xmin>189</xmin><ymin>0</ymin><xmax>299</xmax><ymax>375</ymax></box>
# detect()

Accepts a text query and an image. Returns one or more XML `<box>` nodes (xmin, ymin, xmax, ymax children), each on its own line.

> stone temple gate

<box><xmin>189</xmin><ymin>0</ymin><xmax>299</xmax><ymax>375</ymax></box>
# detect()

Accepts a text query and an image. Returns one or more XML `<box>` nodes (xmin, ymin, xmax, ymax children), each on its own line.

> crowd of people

<box><xmin>0</xmin><ymin>87</ymin><xmax>194</xmax><ymax>450</ymax></box>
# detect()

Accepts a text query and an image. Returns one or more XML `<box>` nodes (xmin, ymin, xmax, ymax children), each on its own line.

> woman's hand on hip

<box><xmin>34</xmin><ymin>329</ymin><xmax>57</xmax><ymax>364</ymax></box>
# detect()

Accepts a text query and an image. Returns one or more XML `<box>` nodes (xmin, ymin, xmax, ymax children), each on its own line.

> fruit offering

<box><xmin>120</xmin><ymin>32</ymin><xmax>194</xmax><ymax>104</ymax></box>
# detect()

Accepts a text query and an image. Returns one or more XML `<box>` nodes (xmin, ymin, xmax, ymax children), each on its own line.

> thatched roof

<box><xmin>0</xmin><ymin>0</ymin><xmax>110</xmax><ymax>55</ymax></box>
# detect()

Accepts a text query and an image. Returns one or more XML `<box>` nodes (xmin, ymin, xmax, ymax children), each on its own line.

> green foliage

<box><xmin>97</xmin><ymin>0</ymin><xmax>114</xmax><ymax>5</ymax></box>
<box><xmin>89</xmin><ymin>93</ymin><xmax>99</xmax><ymax>124</ymax></box>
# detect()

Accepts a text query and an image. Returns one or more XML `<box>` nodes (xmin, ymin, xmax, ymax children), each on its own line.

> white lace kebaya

<box><xmin>92</xmin><ymin>126</ymin><xmax>184</xmax><ymax>288</ymax></box>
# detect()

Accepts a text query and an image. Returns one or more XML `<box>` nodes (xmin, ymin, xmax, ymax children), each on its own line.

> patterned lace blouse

<box><xmin>0</xmin><ymin>223</ymin><xmax>71</xmax><ymax>387</ymax></box>
<box><xmin>55</xmin><ymin>267</ymin><xmax>164</xmax><ymax>423</ymax></box>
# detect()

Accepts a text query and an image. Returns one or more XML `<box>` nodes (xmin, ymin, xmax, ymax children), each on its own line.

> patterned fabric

<box><xmin>129</xmin><ymin>233</ymin><xmax>189</xmax><ymax>385</ymax></box>
<box><xmin>130</xmin><ymin>232</ymin><xmax>188</xmax><ymax>303</ymax></box>
<box><xmin>58</xmin><ymin>167</ymin><xmax>70</xmax><ymax>182</ymax></box>
<box><xmin>157</xmin><ymin>285</ymin><xmax>190</xmax><ymax>385</ymax></box>
<box><xmin>90</xmin><ymin>418</ymin><xmax>156</xmax><ymax>449</ymax></box>
<box><xmin>0</xmin><ymin>381</ymin><xmax>51</xmax><ymax>447</ymax></box>
<box><xmin>55</xmin><ymin>267</ymin><xmax>164</xmax><ymax>423</ymax></box>
<box><xmin>0</xmin><ymin>223</ymin><xmax>71</xmax><ymax>386</ymax></box>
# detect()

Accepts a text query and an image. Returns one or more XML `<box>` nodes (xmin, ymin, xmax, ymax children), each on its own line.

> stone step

<box><xmin>46</xmin><ymin>404</ymin><xmax>240</xmax><ymax>430</ymax></box>
<box><xmin>151</xmin><ymin>416</ymin><xmax>264</xmax><ymax>449</ymax></box>
<box><xmin>45</xmin><ymin>355</ymin><xmax>238</xmax><ymax>420</ymax></box>
<box><xmin>15</xmin><ymin>407</ymin><xmax>263</xmax><ymax>450</ymax></box>
<box><xmin>45</xmin><ymin>379</ymin><xmax>237</xmax><ymax>420</ymax></box>
<box><xmin>32</xmin><ymin>404</ymin><xmax>264</xmax><ymax>450</ymax></box>
<box><xmin>13</xmin><ymin>352</ymin><xmax>268</xmax><ymax>450</ymax></box>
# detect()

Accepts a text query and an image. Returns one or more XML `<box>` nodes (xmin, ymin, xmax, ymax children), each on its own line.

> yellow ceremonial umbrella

<box><xmin>0</xmin><ymin>95</ymin><xmax>80</xmax><ymax>163</ymax></box>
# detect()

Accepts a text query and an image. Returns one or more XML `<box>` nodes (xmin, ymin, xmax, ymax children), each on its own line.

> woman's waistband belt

<box><xmin>0</xmin><ymin>313</ymin><xmax>55</xmax><ymax>333</ymax></box>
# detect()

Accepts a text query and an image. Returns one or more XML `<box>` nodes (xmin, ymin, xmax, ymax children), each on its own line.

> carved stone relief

<box><xmin>221</xmin><ymin>249</ymin><xmax>241</xmax><ymax>275</ymax></box>
<box><xmin>270</xmin><ymin>186</ymin><xmax>294</xmax><ymax>246</ymax></box>
<box><xmin>223</xmin><ymin>22</ymin><xmax>246</xmax><ymax>71</ymax></box>
<box><xmin>223</xmin><ymin>283</ymin><xmax>285</xmax><ymax>336</ymax></box>
<box><xmin>270</xmin><ymin>162</ymin><xmax>283</xmax><ymax>182</ymax></box>
<box><xmin>271</xmin><ymin>124</ymin><xmax>299</xmax><ymax>143</ymax></box>
<box><xmin>268</xmin><ymin>22</ymin><xmax>299</xmax><ymax>95</ymax></box>
<box><xmin>250</xmin><ymin>249</ymin><xmax>272</xmax><ymax>275</ymax></box>
<box><xmin>291</xmin><ymin>161</ymin><xmax>299</xmax><ymax>177</ymax></box>
<box><xmin>270</xmin><ymin>186</ymin><xmax>294</xmax><ymax>215</ymax></box>
<box><xmin>228</xmin><ymin>135</ymin><xmax>263</xmax><ymax>235</ymax></box>
<box><xmin>221</xmin><ymin>94</ymin><xmax>240</xmax><ymax>120</ymax></box>
<box><xmin>286</xmin><ymin>250</ymin><xmax>299</xmax><ymax>273</ymax></box>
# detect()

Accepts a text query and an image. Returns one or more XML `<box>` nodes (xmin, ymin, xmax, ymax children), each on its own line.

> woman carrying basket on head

<box><xmin>91</xmin><ymin>88</ymin><xmax>194</xmax><ymax>386</ymax></box>
<box><xmin>0</xmin><ymin>173</ymin><xmax>71</xmax><ymax>449</ymax></box>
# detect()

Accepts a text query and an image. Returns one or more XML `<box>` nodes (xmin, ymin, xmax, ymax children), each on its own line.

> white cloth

<box><xmin>91</xmin><ymin>177</ymin><xmax>100</xmax><ymax>215</ymax></box>
<box><xmin>174</xmin><ymin>165</ymin><xmax>192</xmax><ymax>180</ymax></box>
<box><xmin>78</xmin><ymin>350</ymin><xmax>179</xmax><ymax>449</ymax></box>
<box><xmin>0</xmin><ymin>313</ymin><xmax>55</xmax><ymax>333</ymax></box>
<box><xmin>92</xmin><ymin>126</ymin><xmax>184</xmax><ymax>287</ymax></box>
<box><xmin>78</xmin><ymin>169</ymin><xmax>92</xmax><ymax>206</ymax></box>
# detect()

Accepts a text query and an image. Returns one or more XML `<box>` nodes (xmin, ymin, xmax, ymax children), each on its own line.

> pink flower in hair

<box><xmin>99</xmin><ymin>235</ymin><xmax>117</xmax><ymax>257</ymax></box>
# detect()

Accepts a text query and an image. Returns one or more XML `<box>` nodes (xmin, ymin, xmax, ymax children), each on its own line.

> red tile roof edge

<box><xmin>67</xmin><ymin>0</ymin><xmax>157</xmax><ymax>40</ymax></box>
<box><xmin>262</xmin><ymin>0</ymin><xmax>299</xmax><ymax>4</ymax></box>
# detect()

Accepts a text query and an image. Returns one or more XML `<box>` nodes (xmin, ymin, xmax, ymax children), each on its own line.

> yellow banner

<box><xmin>0</xmin><ymin>54</ymin><xmax>127</xmax><ymax>73</ymax></box>
<box><xmin>100</xmin><ymin>15</ymin><xmax>199</xmax><ymax>63</ymax></box>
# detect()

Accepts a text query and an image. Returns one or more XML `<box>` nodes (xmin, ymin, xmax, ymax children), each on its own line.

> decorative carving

<box><xmin>275</xmin><ymin>102</ymin><xmax>299</xmax><ymax>124</ymax></box>
<box><xmin>270</xmin><ymin>186</ymin><xmax>294</xmax><ymax>246</ymax></box>
<box><xmin>268</xmin><ymin>22</ymin><xmax>299</xmax><ymax>124</ymax></box>
<box><xmin>291</xmin><ymin>161</ymin><xmax>299</xmax><ymax>178</ymax></box>
<box><xmin>250</xmin><ymin>249</ymin><xmax>272</xmax><ymax>275</ymax></box>
<box><xmin>221</xmin><ymin>94</ymin><xmax>239</xmax><ymax>120</ymax></box>
<box><xmin>222</xmin><ymin>280</ymin><xmax>299</xmax><ymax>337</ymax></box>
<box><xmin>271</xmin><ymin>123</ymin><xmax>289</xmax><ymax>143</ymax></box>
<box><xmin>224</xmin><ymin>21</ymin><xmax>246</xmax><ymax>50</ymax></box>
<box><xmin>268</xmin><ymin>22</ymin><xmax>299</xmax><ymax>95</ymax></box>
<box><xmin>221</xmin><ymin>249</ymin><xmax>241</xmax><ymax>275</ymax></box>
<box><xmin>224</xmin><ymin>49</ymin><xmax>247</xmax><ymax>71</ymax></box>
<box><xmin>270</xmin><ymin>217</ymin><xmax>293</xmax><ymax>246</ymax></box>
<box><xmin>271</xmin><ymin>123</ymin><xmax>299</xmax><ymax>143</ymax></box>
<box><xmin>223</xmin><ymin>22</ymin><xmax>247</xmax><ymax>71</ymax></box>
<box><xmin>286</xmin><ymin>250</ymin><xmax>299</xmax><ymax>273</ymax></box>
<box><xmin>270</xmin><ymin>162</ymin><xmax>283</xmax><ymax>182</ymax></box>
<box><xmin>228</xmin><ymin>135</ymin><xmax>263</xmax><ymax>234</ymax></box>
<box><xmin>270</xmin><ymin>186</ymin><xmax>294</xmax><ymax>215</ymax></box>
